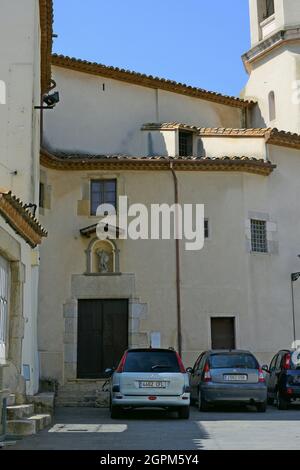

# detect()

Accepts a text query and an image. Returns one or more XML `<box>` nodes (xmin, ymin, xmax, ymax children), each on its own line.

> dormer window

<box><xmin>179</xmin><ymin>131</ymin><xmax>193</xmax><ymax>157</ymax></box>
<box><xmin>265</xmin><ymin>0</ymin><xmax>274</xmax><ymax>19</ymax></box>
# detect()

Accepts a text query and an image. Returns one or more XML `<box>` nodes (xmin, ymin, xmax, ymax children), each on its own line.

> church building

<box><xmin>36</xmin><ymin>0</ymin><xmax>300</xmax><ymax>405</ymax></box>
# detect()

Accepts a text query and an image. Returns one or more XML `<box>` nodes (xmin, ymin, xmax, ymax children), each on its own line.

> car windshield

<box><xmin>210</xmin><ymin>353</ymin><xmax>258</xmax><ymax>370</ymax></box>
<box><xmin>123</xmin><ymin>351</ymin><xmax>180</xmax><ymax>373</ymax></box>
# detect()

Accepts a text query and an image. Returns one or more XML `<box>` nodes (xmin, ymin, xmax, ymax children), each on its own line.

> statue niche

<box><xmin>85</xmin><ymin>238</ymin><xmax>120</xmax><ymax>274</ymax></box>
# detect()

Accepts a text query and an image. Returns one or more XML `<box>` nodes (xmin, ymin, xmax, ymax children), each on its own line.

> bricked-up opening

<box><xmin>77</xmin><ymin>299</ymin><xmax>128</xmax><ymax>378</ymax></box>
<box><xmin>211</xmin><ymin>317</ymin><xmax>236</xmax><ymax>350</ymax></box>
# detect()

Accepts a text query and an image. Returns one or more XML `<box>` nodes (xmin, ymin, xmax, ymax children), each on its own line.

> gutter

<box><xmin>169</xmin><ymin>162</ymin><xmax>183</xmax><ymax>357</ymax></box>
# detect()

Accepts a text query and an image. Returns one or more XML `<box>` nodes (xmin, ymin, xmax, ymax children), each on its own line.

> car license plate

<box><xmin>139</xmin><ymin>381</ymin><xmax>166</xmax><ymax>388</ymax></box>
<box><xmin>224</xmin><ymin>374</ymin><xmax>248</xmax><ymax>381</ymax></box>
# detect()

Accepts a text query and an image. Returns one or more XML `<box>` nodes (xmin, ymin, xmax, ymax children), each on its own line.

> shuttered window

<box><xmin>0</xmin><ymin>256</ymin><xmax>9</xmax><ymax>360</ymax></box>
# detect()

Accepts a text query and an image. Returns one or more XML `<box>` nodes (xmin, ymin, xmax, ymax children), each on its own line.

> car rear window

<box><xmin>210</xmin><ymin>353</ymin><xmax>259</xmax><ymax>370</ymax></box>
<box><xmin>123</xmin><ymin>350</ymin><xmax>180</xmax><ymax>373</ymax></box>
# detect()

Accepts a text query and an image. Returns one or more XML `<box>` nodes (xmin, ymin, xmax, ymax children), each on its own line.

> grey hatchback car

<box><xmin>107</xmin><ymin>348</ymin><xmax>190</xmax><ymax>419</ymax></box>
<box><xmin>188</xmin><ymin>350</ymin><xmax>267</xmax><ymax>412</ymax></box>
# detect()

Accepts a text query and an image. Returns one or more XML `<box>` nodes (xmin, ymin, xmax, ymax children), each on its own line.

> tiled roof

<box><xmin>39</xmin><ymin>0</ymin><xmax>53</xmax><ymax>94</ymax></box>
<box><xmin>198</xmin><ymin>127</ymin><xmax>270</xmax><ymax>137</ymax></box>
<box><xmin>51</xmin><ymin>54</ymin><xmax>255</xmax><ymax>109</ymax></box>
<box><xmin>199</xmin><ymin>127</ymin><xmax>300</xmax><ymax>149</ymax></box>
<box><xmin>0</xmin><ymin>190</ymin><xmax>48</xmax><ymax>248</ymax></box>
<box><xmin>143</xmin><ymin>125</ymin><xmax>300</xmax><ymax>149</ymax></box>
<box><xmin>40</xmin><ymin>148</ymin><xmax>275</xmax><ymax>176</ymax></box>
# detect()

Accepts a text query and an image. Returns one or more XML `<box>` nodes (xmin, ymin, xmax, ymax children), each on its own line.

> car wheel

<box><xmin>178</xmin><ymin>406</ymin><xmax>190</xmax><ymax>419</ymax></box>
<box><xmin>276</xmin><ymin>391</ymin><xmax>288</xmax><ymax>410</ymax></box>
<box><xmin>256</xmin><ymin>401</ymin><xmax>267</xmax><ymax>412</ymax></box>
<box><xmin>198</xmin><ymin>389</ymin><xmax>209</xmax><ymax>412</ymax></box>
<box><xmin>110</xmin><ymin>405</ymin><xmax>121</xmax><ymax>419</ymax></box>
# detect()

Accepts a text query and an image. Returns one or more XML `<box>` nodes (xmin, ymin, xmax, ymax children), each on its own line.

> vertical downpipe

<box><xmin>170</xmin><ymin>163</ymin><xmax>182</xmax><ymax>356</ymax></box>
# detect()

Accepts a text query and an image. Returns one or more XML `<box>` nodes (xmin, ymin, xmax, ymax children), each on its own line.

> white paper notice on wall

<box><xmin>150</xmin><ymin>332</ymin><xmax>161</xmax><ymax>348</ymax></box>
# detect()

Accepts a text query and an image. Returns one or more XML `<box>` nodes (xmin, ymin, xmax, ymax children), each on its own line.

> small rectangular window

<box><xmin>251</xmin><ymin>219</ymin><xmax>268</xmax><ymax>253</ymax></box>
<box><xmin>211</xmin><ymin>317</ymin><xmax>235</xmax><ymax>350</ymax></box>
<box><xmin>90</xmin><ymin>179</ymin><xmax>117</xmax><ymax>216</ymax></box>
<box><xmin>0</xmin><ymin>255</ymin><xmax>9</xmax><ymax>361</ymax></box>
<box><xmin>204</xmin><ymin>219</ymin><xmax>209</xmax><ymax>239</ymax></box>
<box><xmin>265</xmin><ymin>0</ymin><xmax>274</xmax><ymax>18</ymax></box>
<box><xmin>39</xmin><ymin>182</ymin><xmax>45</xmax><ymax>208</ymax></box>
<box><xmin>179</xmin><ymin>131</ymin><xmax>193</xmax><ymax>157</ymax></box>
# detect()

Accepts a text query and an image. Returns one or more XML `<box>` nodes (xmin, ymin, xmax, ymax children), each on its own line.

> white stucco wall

<box><xmin>38</xmin><ymin>141</ymin><xmax>300</xmax><ymax>379</ymax></box>
<box><xmin>245</xmin><ymin>45</ymin><xmax>300</xmax><ymax>132</ymax></box>
<box><xmin>0</xmin><ymin>0</ymin><xmax>42</xmax><ymax>396</ymax></box>
<box><xmin>43</xmin><ymin>66</ymin><xmax>244</xmax><ymax>156</ymax></box>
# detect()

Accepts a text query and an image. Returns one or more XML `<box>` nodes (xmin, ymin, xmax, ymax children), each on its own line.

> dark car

<box><xmin>188</xmin><ymin>350</ymin><xmax>267</xmax><ymax>412</ymax></box>
<box><xmin>265</xmin><ymin>349</ymin><xmax>300</xmax><ymax>410</ymax></box>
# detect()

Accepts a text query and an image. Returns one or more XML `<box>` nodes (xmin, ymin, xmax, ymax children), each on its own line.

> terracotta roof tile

<box><xmin>40</xmin><ymin>148</ymin><xmax>275</xmax><ymax>176</ymax></box>
<box><xmin>39</xmin><ymin>0</ymin><xmax>53</xmax><ymax>94</ymax></box>
<box><xmin>51</xmin><ymin>54</ymin><xmax>255</xmax><ymax>109</ymax></box>
<box><xmin>0</xmin><ymin>190</ymin><xmax>47</xmax><ymax>248</ymax></box>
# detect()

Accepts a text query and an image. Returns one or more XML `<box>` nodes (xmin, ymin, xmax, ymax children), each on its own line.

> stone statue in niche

<box><xmin>96</xmin><ymin>249</ymin><xmax>111</xmax><ymax>273</ymax></box>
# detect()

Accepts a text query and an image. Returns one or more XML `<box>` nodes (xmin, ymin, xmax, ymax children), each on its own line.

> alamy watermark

<box><xmin>96</xmin><ymin>196</ymin><xmax>205</xmax><ymax>251</ymax></box>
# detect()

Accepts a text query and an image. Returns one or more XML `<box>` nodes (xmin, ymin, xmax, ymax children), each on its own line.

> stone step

<box><xmin>30</xmin><ymin>393</ymin><xmax>55</xmax><ymax>415</ymax></box>
<box><xmin>28</xmin><ymin>414</ymin><xmax>52</xmax><ymax>431</ymax></box>
<box><xmin>7</xmin><ymin>394</ymin><xmax>16</xmax><ymax>406</ymax></box>
<box><xmin>7</xmin><ymin>404</ymin><xmax>35</xmax><ymax>420</ymax></box>
<box><xmin>59</xmin><ymin>382</ymin><xmax>106</xmax><ymax>392</ymax></box>
<box><xmin>7</xmin><ymin>419</ymin><xmax>36</xmax><ymax>436</ymax></box>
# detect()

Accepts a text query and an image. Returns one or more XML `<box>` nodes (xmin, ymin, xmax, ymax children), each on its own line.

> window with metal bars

<box><xmin>251</xmin><ymin>219</ymin><xmax>268</xmax><ymax>253</ymax></box>
<box><xmin>265</xmin><ymin>0</ymin><xmax>275</xmax><ymax>18</ymax></box>
<box><xmin>204</xmin><ymin>219</ymin><xmax>209</xmax><ymax>239</ymax></box>
<box><xmin>90</xmin><ymin>179</ymin><xmax>117</xmax><ymax>216</ymax></box>
<box><xmin>179</xmin><ymin>131</ymin><xmax>193</xmax><ymax>157</ymax></box>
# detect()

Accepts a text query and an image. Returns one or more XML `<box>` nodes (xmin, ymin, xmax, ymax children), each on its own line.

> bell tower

<box><xmin>243</xmin><ymin>0</ymin><xmax>300</xmax><ymax>132</ymax></box>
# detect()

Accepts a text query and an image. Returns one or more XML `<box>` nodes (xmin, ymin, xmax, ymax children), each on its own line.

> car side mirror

<box><xmin>186</xmin><ymin>367</ymin><xmax>193</xmax><ymax>374</ymax></box>
<box><xmin>104</xmin><ymin>367</ymin><xmax>115</xmax><ymax>376</ymax></box>
<box><xmin>261</xmin><ymin>365</ymin><xmax>269</xmax><ymax>373</ymax></box>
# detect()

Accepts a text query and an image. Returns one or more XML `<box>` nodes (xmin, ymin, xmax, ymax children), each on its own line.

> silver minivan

<box><xmin>189</xmin><ymin>350</ymin><xmax>267</xmax><ymax>412</ymax></box>
<box><xmin>107</xmin><ymin>348</ymin><xmax>191</xmax><ymax>419</ymax></box>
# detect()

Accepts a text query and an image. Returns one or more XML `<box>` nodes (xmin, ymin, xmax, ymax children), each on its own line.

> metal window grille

<box><xmin>90</xmin><ymin>179</ymin><xmax>117</xmax><ymax>216</ymax></box>
<box><xmin>204</xmin><ymin>219</ymin><xmax>209</xmax><ymax>239</ymax></box>
<box><xmin>251</xmin><ymin>219</ymin><xmax>268</xmax><ymax>253</ymax></box>
<box><xmin>0</xmin><ymin>257</ymin><xmax>9</xmax><ymax>356</ymax></box>
<box><xmin>265</xmin><ymin>0</ymin><xmax>275</xmax><ymax>18</ymax></box>
<box><xmin>179</xmin><ymin>131</ymin><xmax>193</xmax><ymax>157</ymax></box>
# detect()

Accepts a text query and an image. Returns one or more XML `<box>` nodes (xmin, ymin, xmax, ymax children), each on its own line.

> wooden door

<box><xmin>77</xmin><ymin>299</ymin><xmax>128</xmax><ymax>378</ymax></box>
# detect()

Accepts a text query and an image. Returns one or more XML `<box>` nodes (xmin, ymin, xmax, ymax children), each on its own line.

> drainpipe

<box><xmin>169</xmin><ymin>162</ymin><xmax>182</xmax><ymax>356</ymax></box>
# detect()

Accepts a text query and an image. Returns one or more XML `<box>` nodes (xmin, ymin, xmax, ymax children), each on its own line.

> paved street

<box><xmin>4</xmin><ymin>405</ymin><xmax>300</xmax><ymax>450</ymax></box>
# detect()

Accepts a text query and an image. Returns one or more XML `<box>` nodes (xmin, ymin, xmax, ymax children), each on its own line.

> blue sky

<box><xmin>53</xmin><ymin>0</ymin><xmax>251</xmax><ymax>97</ymax></box>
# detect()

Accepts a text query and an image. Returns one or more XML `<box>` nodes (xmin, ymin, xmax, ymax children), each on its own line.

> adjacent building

<box><xmin>0</xmin><ymin>0</ymin><xmax>51</xmax><ymax>418</ymax></box>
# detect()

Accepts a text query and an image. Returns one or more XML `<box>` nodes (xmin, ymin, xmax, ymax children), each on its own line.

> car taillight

<box><xmin>176</xmin><ymin>352</ymin><xmax>186</xmax><ymax>373</ymax></box>
<box><xmin>204</xmin><ymin>362</ymin><xmax>212</xmax><ymax>382</ymax></box>
<box><xmin>283</xmin><ymin>353</ymin><xmax>291</xmax><ymax>370</ymax></box>
<box><xmin>258</xmin><ymin>368</ymin><xmax>265</xmax><ymax>383</ymax></box>
<box><xmin>115</xmin><ymin>351</ymin><xmax>128</xmax><ymax>373</ymax></box>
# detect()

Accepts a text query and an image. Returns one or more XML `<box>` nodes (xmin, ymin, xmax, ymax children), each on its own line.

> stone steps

<box><xmin>7</xmin><ymin>404</ymin><xmax>34</xmax><ymax>420</ymax></box>
<box><xmin>5</xmin><ymin>397</ymin><xmax>53</xmax><ymax>437</ymax></box>
<box><xmin>56</xmin><ymin>382</ymin><xmax>109</xmax><ymax>407</ymax></box>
